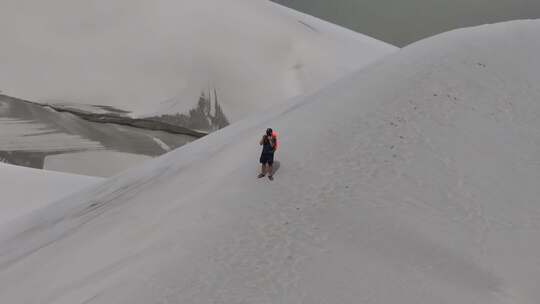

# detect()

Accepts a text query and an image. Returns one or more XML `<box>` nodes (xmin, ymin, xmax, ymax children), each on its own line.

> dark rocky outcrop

<box><xmin>152</xmin><ymin>89</ymin><xmax>230</xmax><ymax>133</ymax></box>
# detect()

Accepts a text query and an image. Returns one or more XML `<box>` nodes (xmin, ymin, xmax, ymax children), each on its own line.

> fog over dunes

<box><xmin>0</xmin><ymin>0</ymin><xmax>396</xmax><ymax>122</ymax></box>
<box><xmin>1</xmin><ymin>19</ymin><xmax>539</xmax><ymax>303</ymax></box>
<box><xmin>0</xmin><ymin>0</ymin><xmax>396</xmax><ymax>175</ymax></box>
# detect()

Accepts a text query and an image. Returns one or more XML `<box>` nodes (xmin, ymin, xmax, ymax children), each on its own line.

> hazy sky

<box><xmin>273</xmin><ymin>0</ymin><xmax>540</xmax><ymax>46</ymax></box>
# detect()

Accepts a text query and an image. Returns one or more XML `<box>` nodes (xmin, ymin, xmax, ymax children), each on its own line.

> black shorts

<box><xmin>260</xmin><ymin>152</ymin><xmax>274</xmax><ymax>165</ymax></box>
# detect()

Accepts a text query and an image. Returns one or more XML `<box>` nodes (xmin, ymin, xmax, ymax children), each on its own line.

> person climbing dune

<box><xmin>258</xmin><ymin>128</ymin><xmax>277</xmax><ymax>180</ymax></box>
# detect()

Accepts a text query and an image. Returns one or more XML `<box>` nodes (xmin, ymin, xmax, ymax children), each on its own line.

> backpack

<box><xmin>271</xmin><ymin>131</ymin><xmax>279</xmax><ymax>151</ymax></box>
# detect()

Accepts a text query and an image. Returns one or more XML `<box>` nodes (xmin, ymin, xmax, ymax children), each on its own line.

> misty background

<box><xmin>0</xmin><ymin>0</ymin><xmax>393</xmax><ymax>119</ymax></box>
<box><xmin>0</xmin><ymin>0</ymin><xmax>396</xmax><ymax>175</ymax></box>
<box><xmin>272</xmin><ymin>0</ymin><xmax>540</xmax><ymax>46</ymax></box>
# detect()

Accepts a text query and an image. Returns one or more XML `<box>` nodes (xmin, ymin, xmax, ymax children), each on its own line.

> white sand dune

<box><xmin>0</xmin><ymin>0</ymin><xmax>396</xmax><ymax>121</ymax></box>
<box><xmin>0</xmin><ymin>163</ymin><xmax>102</xmax><ymax>226</ymax></box>
<box><xmin>1</xmin><ymin>19</ymin><xmax>540</xmax><ymax>303</ymax></box>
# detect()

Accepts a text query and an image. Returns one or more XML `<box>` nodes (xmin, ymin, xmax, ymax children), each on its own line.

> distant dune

<box><xmin>0</xmin><ymin>0</ymin><xmax>396</xmax><ymax>125</ymax></box>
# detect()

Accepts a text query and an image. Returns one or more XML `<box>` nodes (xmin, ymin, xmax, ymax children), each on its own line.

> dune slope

<box><xmin>1</xmin><ymin>20</ymin><xmax>540</xmax><ymax>303</ymax></box>
<box><xmin>0</xmin><ymin>163</ymin><xmax>102</xmax><ymax>225</ymax></box>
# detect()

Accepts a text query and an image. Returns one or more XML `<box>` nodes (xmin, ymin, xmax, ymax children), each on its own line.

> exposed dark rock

<box><xmin>152</xmin><ymin>89</ymin><xmax>230</xmax><ymax>133</ymax></box>
<box><xmin>2</xmin><ymin>89</ymin><xmax>231</xmax><ymax>139</ymax></box>
<box><xmin>1</xmin><ymin>94</ymin><xmax>209</xmax><ymax>138</ymax></box>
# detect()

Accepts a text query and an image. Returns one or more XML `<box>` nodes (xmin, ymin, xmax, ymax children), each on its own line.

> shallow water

<box><xmin>273</xmin><ymin>0</ymin><xmax>540</xmax><ymax>46</ymax></box>
<box><xmin>44</xmin><ymin>151</ymin><xmax>152</xmax><ymax>177</ymax></box>
<box><xmin>0</xmin><ymin>96</ymin><xmax>195</xmax><ymax>176</ymax></box>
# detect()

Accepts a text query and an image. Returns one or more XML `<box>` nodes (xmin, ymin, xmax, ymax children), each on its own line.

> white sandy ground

<box><xmin>1</xmin><ymin>20</ymin><xmax>540</xmax><ymax>303</ymax></box>
<box><xmin>0</xmin><ymin>163</ymin><xmax>102</xmax><ymax>226</ymax></box>
<box><xmin>0</xmin><ymin>0</ymin><xmax>397</xmax><ymax>120</ymax></box>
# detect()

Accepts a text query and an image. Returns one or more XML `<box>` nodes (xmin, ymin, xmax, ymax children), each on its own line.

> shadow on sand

<box><xmin>272</xmin><ymin>161</ymin><xmax>281</xmax><ymax>175</ymax></box>
<box><xmin>257</xmin><ymin>161</ymin><xmax>280</xmax><ymax>179</ymax></box>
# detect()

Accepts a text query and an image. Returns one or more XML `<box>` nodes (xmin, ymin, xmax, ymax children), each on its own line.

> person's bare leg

<box><xmin>258</xmin><ymin>164</ymin><xmax>266</xmax><ymax>178</ymax></box>
<box><xmin>267</xmin><ymin>164</ymin><xmax>274</xmax><ymax>180</ymax></box>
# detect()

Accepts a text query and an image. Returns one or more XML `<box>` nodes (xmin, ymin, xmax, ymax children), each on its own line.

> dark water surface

<box><xmin>273</xmin><ymin>0</ymin><xmax>540</xmax><ymax>46</ymax></box>
<box><xmin>0</xmin><ymin>95</ymin><xmax>195</xmax><ymax>176</ymax></box>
